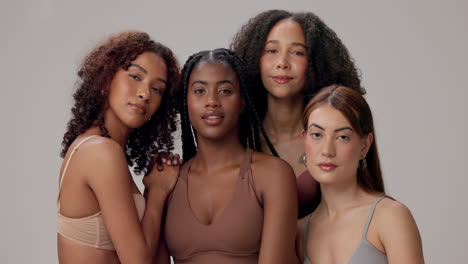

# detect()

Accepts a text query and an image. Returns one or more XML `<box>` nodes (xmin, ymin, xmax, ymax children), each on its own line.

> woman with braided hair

<box><xmin>57</xmin><ymin>31</ymin><xmax>181</xmax><ymax>263</ymax></box>
<box><xmin>158</xmin><ymin>48</ymin><xmax>298</xmax><ymax>264</ymax></box>
<box><xmin>231</xmin><ymin>10</ymin><xmax>366</xmax><ymax>218</ymax></box>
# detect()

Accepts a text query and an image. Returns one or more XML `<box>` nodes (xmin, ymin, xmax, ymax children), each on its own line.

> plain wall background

<box><xmin>1</xmin><ymin>0</ymin><xmax>467</xmax><ymax>263</ymax></box>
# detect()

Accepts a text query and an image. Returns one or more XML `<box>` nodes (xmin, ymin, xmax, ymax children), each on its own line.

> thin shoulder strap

<box><xmin>303</xmin><ymin>214</ymin><xmax>313</xmax><ymax>261</ymax></box>
<box><xmin>362</xmin><ymin>195</ymin><xmax>386</xmax><ymax>240</ymax></box>
<box><xmin>57</xmin><ymin>135</ymin><xmax>99</xmax><ymax>211</ymax></box>
<box><xmin>58</xmin><ymin>135</ymin><xmax>99</xmax><ymax>190</ymax></box>
<box><xmin>239</xmin><ymin>148</ymin><xmax>253</xmax><ymax>179</ymax></box>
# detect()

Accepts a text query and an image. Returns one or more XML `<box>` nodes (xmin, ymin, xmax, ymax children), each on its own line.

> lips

<box><xmin>202</xmin><ymin>111</ymin><xmax>224</xmax><ymax>125</ymax></box>
<box><xmin>318</xmin><ymin>162</ymin><xmax>337</xmax><ymax>172</ymax></box>
<box><xmin>272</xmin><ymin>75</ymin><xmax>293</xmax><ymax>84</ymax></box>
<box><xmin>129</xmin><ymin>103</ymin><xmax>146</xmax><ymax>115</ymax></box>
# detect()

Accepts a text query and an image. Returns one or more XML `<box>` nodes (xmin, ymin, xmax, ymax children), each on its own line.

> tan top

<box><xmin>57</xmin><ymin>135</ymin><xmax>145</xmax><ymax>250</ymax></box>
<box><xmin>164</xmin><ymin>148</ymin><xmax>264</xmax><ymax>264</ymax></box>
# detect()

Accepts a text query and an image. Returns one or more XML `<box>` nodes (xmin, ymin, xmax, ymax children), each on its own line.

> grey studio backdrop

<box><xmin>1</xmin><ymin>0</ymin><xmax>467</xmax><ymax>263</ymax></box>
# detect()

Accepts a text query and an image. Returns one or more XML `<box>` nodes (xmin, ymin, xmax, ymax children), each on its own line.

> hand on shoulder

<box><xmin>144</xmin><ymin>154</ymin><xmax>180</xmax><ymax>196</ymax></box>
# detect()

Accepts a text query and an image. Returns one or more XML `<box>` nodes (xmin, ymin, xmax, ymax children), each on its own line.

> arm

<box><xmin>377</xmin><ymin>199</ymin><xmax>425</xmax><ymax>264</ymax></box>
<box><xmin>294</xmin><ymin>218</ymin><xmax>307</xmax><ymax>264</ymax></box>
<box><xmin>253</xmin><ymin>156</ymin><xmax>299</xmax><ymax>264</ymax></box>
<box><xmin>82</xmin><ymin>138</ymin><xmax>178</xmax><ymax>264</ymax></box>
<box><xmin>152</xmin><ymin>234</ymin><xmax>171</xmax><ymax>264</ymax></box>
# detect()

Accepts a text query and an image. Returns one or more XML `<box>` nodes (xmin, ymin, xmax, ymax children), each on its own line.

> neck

<box><xmin>192</xmin><ymin>131</ymin><xmax>245</xmax><ymax>171</ymax></box>
<box><xmin>103</xmin><ymin>111</ymin><xmax>130</xmax><ymax>148</ymax></box>
<box><xmin>318</xmin><ymin>178</ymin><xmax>368</xmax><ymax>216</ymax></box>
<box><xmin>263</xmin><ymin>94</ymin><xmax>304</xmax><ymax>140</ymax></box>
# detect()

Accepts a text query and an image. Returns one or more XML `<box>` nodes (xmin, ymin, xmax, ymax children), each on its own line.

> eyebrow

<box><xmin>130</xmin><ymin>63</ymin><xmax>147</xmax><ymax>74</ymax></box>
<box><xmin>265</xmin><ymin>40</ymin><xmax>307</xmax><ymax>49</ymax></box>
<box><xmin>190</xmin><ymin>80</ymin><xmax>234</xmax><ymax>87</ymax></box>
<box><xmin>130</xmin><ymin>63</ymin><xmax>167</xmax><ymax>84</ymax></box>
<box><xmin>217</xmin><ymin>80</ymin><xmax>234</xmax><ymax>85</ymax></box>
<box><xmin>309</xmin><ymin>123</ymin><xmax>354</xmax><ymax>132</ymax></box>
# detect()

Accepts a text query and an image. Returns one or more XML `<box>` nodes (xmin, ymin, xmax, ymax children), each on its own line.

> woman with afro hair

<box><xmin>231</xmin><ymin>10</ymin><xmax>366</xmax><ymax>218</ymax></box>
<box><xmin>57</xmin><ymin>31</ymin><xmax>181</xmax><ymax>263</ymax></box>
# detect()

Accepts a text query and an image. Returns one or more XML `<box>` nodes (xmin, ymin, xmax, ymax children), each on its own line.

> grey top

<box><xmin>304</xmin><ymin>196</ymin><xmax>388</xmax><ymax>264</ymax></box>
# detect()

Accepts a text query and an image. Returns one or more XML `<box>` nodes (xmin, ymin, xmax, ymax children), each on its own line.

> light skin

<box><xmin>58</xmin><ymin>52</ymin><xmax>179</xmax><ymax>264</ymax></box>
<box><xmin>295</xmin><ymin>104</ymin><xmax>424</xmax><ymax>264</ymax></box>
<box><xmin>259</xmin><ymin>18</ymin><xmax>309</xmax><ymax>177</ymax></box>
<box><xmin>154</xmin><ymin>62</ymin><xmax>298</xmax><ymax>264</ymax></box>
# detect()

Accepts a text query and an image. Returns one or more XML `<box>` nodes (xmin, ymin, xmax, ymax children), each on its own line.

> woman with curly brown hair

<box><xmin>57</xmin><ymin>31</ymin><xmax>180</xmax><ymax>264</ymax></box>
<box><xmin>231</xmin><ymin>10</ymin><xmax>366</xmax><ymax>218</ymax></box>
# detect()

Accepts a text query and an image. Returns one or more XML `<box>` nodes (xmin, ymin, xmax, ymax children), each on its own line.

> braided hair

<box><xmin>61</xmin><ymin>31</ymin><xmax>180</xmax><ymax>175</ymax></box>
<box><xmin>176</xmin><ymin>48</ymin><xmax>277</xmax><ymax>162</ymax></box>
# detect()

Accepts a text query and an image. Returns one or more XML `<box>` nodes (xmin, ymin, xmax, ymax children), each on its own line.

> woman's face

<box><xmin>187</xmin><ymin>62</ymin><xmax>244</xmax><ymax>141</ymax></box>
<box><xmin>106</xmin><ymin>51</ymin><xmax>168</xmax><ymax>130</ymax></box>
<box><xmin>259</xmin><ymin>19</ymin><xmax>308</xmax><ymax>100</ymax></box>
<box><xmin>303</xmin><ymin>104</ymin><xmax>372</xmax><ymax>186</ymax></box>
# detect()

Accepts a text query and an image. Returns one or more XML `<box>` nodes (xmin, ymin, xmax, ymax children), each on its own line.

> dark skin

<box><xmin>155</xmin><ymin>62</ymin><xmax>298</xmax><ymax>264</ymax></box>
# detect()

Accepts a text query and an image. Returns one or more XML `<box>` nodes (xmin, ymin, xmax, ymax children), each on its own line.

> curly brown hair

<box><xmin>61</xmin><ymin>31</ymin><xmax>180</xmax><ymax>175</ymax></box>
<box><xmin>230</xmin><ymin>10</ymin><xmax>366</xmax><ymax>120</ymax></box>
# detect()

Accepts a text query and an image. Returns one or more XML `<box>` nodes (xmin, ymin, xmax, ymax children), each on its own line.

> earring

<box><xmin>360</xmin><ymin>158</ymin><xmax>367</xmax><ymax>169</ymax></box>
<box><xmin>299</xmin><ymin>153</ymin><xmax>307</xmax><ymax>166</ymax></box>
<box><xmin>190</xmin><ymin>124</ymin><xmax>198</xmax><ymax>150</ymax></box>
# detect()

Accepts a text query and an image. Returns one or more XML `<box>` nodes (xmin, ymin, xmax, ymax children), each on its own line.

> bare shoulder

<box><xmin>375</xmin><ymin>197</ymin><xmax>415</xmax><ymax>223</ymax></box>
<box><xmin>73</xmin><ymin>136</ymin><xmax>125</xmax><ymax>162</ymax></box>
<box><xmin>71</xmin><ymin>136</ymin><xmax>129</xmax><ymax>181</ymax></box>
<box><xmin>374</xmin><ymin>197</ymin><xmax>421</xmax><ymax>240</ymax></box>
<box><xmin>373</xmin><ymin>198</ymin><xmax>424</xmax><ymax>262</ymax></box>
<box><xmin>250</xmin><ymin>151</ymin><xmax>295</xmax><ymax>182</ymax></box>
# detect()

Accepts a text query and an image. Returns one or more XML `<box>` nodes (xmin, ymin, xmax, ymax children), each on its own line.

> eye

<box><xmin>265</xmin><ymin>49</ymin><xmax>278</xmax><ymax>54</ymax></box>
<box><xmin>291</xmin><ymin>50</ymin><xmax>306</xmax><ymax>56</ymax></box>
<box><xmin>219</xmin><ymin>88</ymin><xmax>233</xmax><ymax>95</ymax></box>
<box><xmin>310</xmin><ymin>132</ymin><xmax>321</xmax><ymax>139</ymax></box>
<box><xmin>337</xmin><ymin>135</ymin><xmax>350</xmax><ymax>141</ymax></box>
<box><xmin>152</xmin><ymin>87</ymin><xmax>163</xmax><ymax>95</ymax></box>
<box><xmin>193</xmin><ymin>87</ymin><xmax>205</xmax><ymax>94</ymax></box>
<box><xmin>129</xmin><ymin>74</ymin><xmax>141</xmax><ymax>81</ymax></box>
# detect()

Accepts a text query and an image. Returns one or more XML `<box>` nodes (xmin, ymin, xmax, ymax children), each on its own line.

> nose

<box><xmin>275</xmin><ymin>54</ymin><xmax>290</xmax><ymax>70</ymax></box>
<box><xmin>137</xmin><ymin>83</ymin><xmax>150</xmax><ymax>102</ymax></box>
<box><xmin>206</xmin><ymin>89</ymin><xmax>220</xmax><ymax>108</ymax></box>
<box><xmin>321</xmin><ymin>137</ymin><xmax>336</xmax><ymax>158</ymax></box>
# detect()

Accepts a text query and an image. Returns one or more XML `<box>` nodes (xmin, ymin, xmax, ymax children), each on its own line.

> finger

<box><xmin>173</xmin><ymin>154</ymin><xmax>180</xmax><ymax>165</ymax></box>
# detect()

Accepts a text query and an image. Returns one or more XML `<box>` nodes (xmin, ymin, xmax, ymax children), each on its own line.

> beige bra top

<box><xmin>57</xmin><ymin>135</ymin><xmax>145</xmax><ymax>250</ymax></box>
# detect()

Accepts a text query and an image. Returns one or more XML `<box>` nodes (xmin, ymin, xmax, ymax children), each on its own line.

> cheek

<box><xmin>259</xmin><ymin>56</ymin><xmax>270</xmax><ymax>76</ymax></box>
<box><xmin>304</xmin><ymin>137</ymin><xmax>319</xmax><ymax>160</ymax></box>
<box><xmin>294</xmin><ymin>59</ymin><xmax>308</xmax><ymax>79</ymax></box>
<box><xmin>187</xmin><ymin>96</ymin><xmax>200</xmax><ymax>123</ymax></box>
<box><xmin>339</xmin><ymin>144</ymin><xmax>362</xmax><ymax>163</ymax></box>
<box><xmin>229</xmin><ymin>95</ymin><xmax>244</xmax><ymax>114</ymax></box>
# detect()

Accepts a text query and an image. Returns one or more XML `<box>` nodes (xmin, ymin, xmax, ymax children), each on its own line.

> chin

<box><xmin>126</xmin><ymin>120</ymin><xmax>147</xmax><ymax>129</ymax></box>
<box><xmin>267</xmin><ymin>89</ymin><xmax>302</xmax><ymax>99</ymax></box>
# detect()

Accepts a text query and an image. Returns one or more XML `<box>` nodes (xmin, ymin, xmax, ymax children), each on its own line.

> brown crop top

<box><xmin>164</xmin><ymin>148</ymin><xmax>264</xmax><ymax>264</ymax></box>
